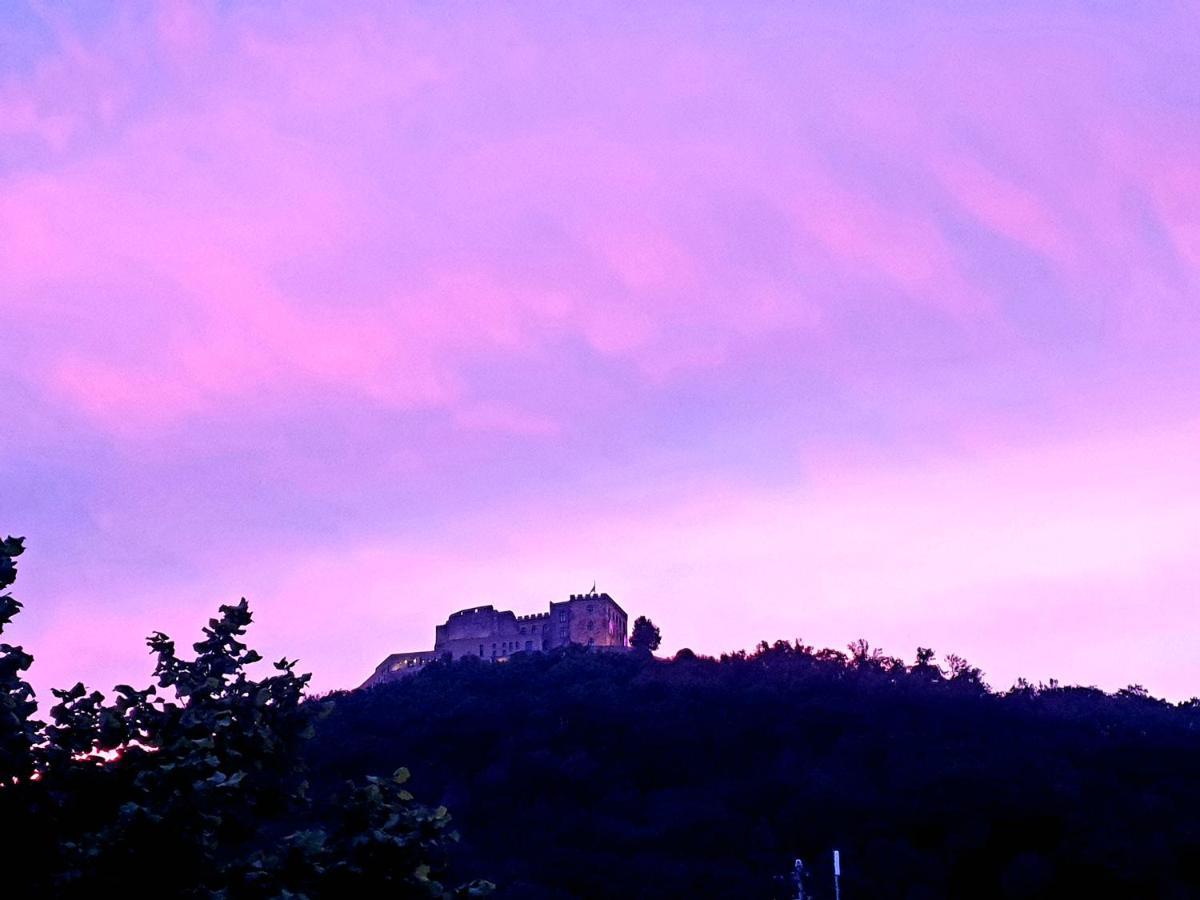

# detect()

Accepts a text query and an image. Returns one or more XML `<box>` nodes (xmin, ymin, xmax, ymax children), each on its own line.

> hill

<box><xmin>308</xmin><ymin>643</ymin><xmax>1200</xmax><ymax>899</ymax></box>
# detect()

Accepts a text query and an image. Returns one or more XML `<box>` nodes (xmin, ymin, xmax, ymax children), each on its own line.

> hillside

<box><xmin>308</xmin><ymin>643</ymin><xmax>1200</xmax><ymax>899</ymax></box>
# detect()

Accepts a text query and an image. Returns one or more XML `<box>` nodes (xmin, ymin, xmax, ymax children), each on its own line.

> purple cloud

<box><xmin>2</xmin><ymin>2</ymin><xmax>1198</xmax><ymax>699</ymax></box>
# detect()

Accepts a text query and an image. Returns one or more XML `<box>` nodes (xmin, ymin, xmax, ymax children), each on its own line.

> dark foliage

<box><xmin>312</xmin><ymin>642</ymin><xmax>1200</xmax><ymax>899</ymax></box>
<box><xmin>0</xmin><ymin>536</ymin><xmax>490</xmax><ymax>898</ymax></box>
<box><xmin>630</xmin><ymin>615</ymin><xmax>662</xmax><ymax>653</ymax></box>
<box><xmin>0</xmin><ymin>536</ymin><xmax>37</xmax><ymax>786</ymax></box>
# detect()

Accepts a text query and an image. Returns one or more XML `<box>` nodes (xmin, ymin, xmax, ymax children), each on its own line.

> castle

<box><xmin>361</xmin><ymin>590</ymin><xmax>629</xmax><ymax>689</ymax></box>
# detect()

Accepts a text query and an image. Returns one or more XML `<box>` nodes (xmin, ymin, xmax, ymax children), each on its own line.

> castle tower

<box><xmin>546</xmin><ymin>589</ymin><xmax>628</xmax><ymax>651</ymax></box>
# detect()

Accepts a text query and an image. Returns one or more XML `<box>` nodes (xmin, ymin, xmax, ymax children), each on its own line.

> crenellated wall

<box><xmin>361</xmin><ymin>592</ymin><xmax>630</xmax><ymax>688</ymax></box>
<box><xmin>547</xmin><ymin>593</ymin><xmax>627</xmax><ymax>651</ymax></box>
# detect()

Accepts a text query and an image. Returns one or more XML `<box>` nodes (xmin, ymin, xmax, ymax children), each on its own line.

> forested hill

<box><xmin>309</xmin><ymin>643</ymin><xmax>1200</xmax><ymax>900</ymax></box>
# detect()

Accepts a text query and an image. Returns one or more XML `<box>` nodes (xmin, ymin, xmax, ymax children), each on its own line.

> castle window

<box><xmin>525</xmin><ymin>640</ymin><xmax>532</xmax><ymax>651</ymax></box>
<box><xmin>588</xmin><ymin>604</ymin><xmax>594</xmax><ymax>614</ymax></box>
<box><xmin>588</xmin><ymin>620</ymin><xmax>595</xmax><ymax>630</ymax></box>
<box><xmin>558</xmin><ymin>610</ymin><xmax>567</xmax><ymax>622</ymax></box>
<box><xmin>520</xmin><ymin>626</ymin><xmax>526</xmax><ymax>635</ymax></box>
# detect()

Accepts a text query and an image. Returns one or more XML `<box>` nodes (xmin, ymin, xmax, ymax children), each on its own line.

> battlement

<box><xmin>361</xmin><ymin>590</ymin><xmax>632</xmax><ymax>689</ymax></box>
<box><xmin>450</xmin><ymin>605</ymin><xmax>495</xmax><ymax>618</ymax></box>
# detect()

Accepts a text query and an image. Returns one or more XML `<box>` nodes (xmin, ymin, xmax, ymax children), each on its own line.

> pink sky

<box><xmin>3</xmin><ymin>3</ymin><xmax>1199</xmax><ymax>699</ymax></box>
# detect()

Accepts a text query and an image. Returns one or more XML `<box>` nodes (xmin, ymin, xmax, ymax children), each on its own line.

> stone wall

<box><xmin>361</xmin><ymin>592</ymin><xmax>629</xmax><ymax>689</ymax></box>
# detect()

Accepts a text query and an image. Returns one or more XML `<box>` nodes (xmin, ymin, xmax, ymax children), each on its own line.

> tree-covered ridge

<box><xmin>313</xmin><ymin>640</ymin><xmax>1200</xmax><ymax>899</ymax></box>
<box><xmin>0</xmin><ymin>536</ymin><xmax>491</xmax><ymax>898</ymax></box>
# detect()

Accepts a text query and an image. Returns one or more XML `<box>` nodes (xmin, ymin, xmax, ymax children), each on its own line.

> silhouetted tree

<box><xmin>0</xmin><ymin>535</ymin><xmax>490</xmax><ymax>898</ymax></box>
<box><xmin>630</xmin><ymin>616</ymin><xmax>661</xmax><ymax>652</ymax></box>
<box><xmin>0</xmin><ymin>536</ymin><xmax>37</xmax><ymax>787</ymax></box>
<box><xmin>944</xmin><ymin>652</ymin><xmax>985</xmax><ymax>691</ymax></box>
<box><xmin>910</xmin><ymin>646</ymin><xmax>943</xmax><ymax>683</ymax></box>
<box><xmin>0</xmin><ymin>535</ymin><xmax>48</xmax><ymax>877</ymax></box>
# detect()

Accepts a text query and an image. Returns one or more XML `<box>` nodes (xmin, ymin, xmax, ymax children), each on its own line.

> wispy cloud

<box><xmin>2</xmin><ymin>2</ymin><xmax>1198</xmax><ymax>698</ymax></box>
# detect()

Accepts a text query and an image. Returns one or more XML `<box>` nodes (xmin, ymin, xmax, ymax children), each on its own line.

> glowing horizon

<box><xmin>3</xmin><ymin>3</ymin><xmax>1198</xmax><ymax>699</ymax></box>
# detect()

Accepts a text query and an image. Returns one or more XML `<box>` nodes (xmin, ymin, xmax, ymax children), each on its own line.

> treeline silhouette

<box><xmin>312</xmin><ymin>640</ymin><xmax>1200</xmax><ymax>899</ymax></box>
<box><xmin>6</xmin><ymin>528</ymin><xmax>1199</xmax><ymax>898</ymax></box>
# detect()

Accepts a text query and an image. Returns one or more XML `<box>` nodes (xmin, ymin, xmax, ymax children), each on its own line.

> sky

<box><xmin>2</xmin><ymin>1</ymin><xmax>1199</xmax><ymax>701</ymax></box>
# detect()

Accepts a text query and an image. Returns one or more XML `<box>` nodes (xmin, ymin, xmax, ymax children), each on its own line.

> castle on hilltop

<box><xmin>361</xmin><ymin>589</ymin><xmax>629</xmax><ymax>689</ymax></box>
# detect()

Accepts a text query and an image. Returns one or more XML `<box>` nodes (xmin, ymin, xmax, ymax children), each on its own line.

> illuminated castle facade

<box><xmin>361</xmin><ymin>590</ymin><xmax>628</xmax><ymax>689</ymax></box>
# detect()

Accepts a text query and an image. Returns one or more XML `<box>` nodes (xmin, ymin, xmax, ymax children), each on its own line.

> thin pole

<box><xmin>833</xmin><ymin>849</ymin><xmax>841</xmax><ymax>900</ymax></box>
